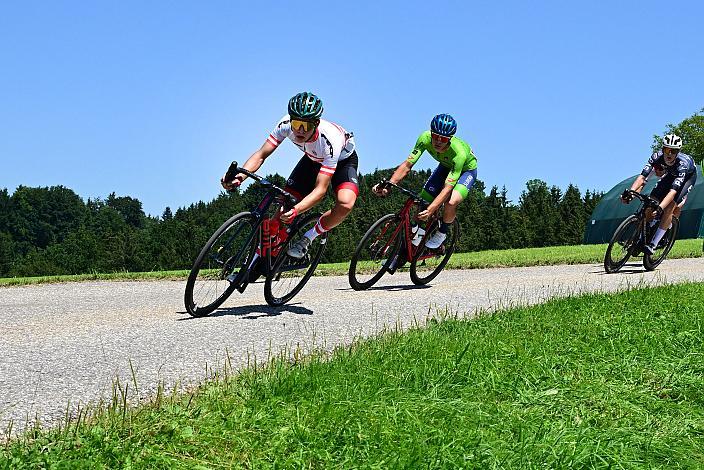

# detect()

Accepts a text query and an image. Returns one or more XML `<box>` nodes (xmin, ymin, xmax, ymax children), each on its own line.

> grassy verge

<box><xmin>2</xmin><ymin>238</ymin><xmax>702</xmax><ymax>287</ymax></box>
<box><xmin>3</xmin><ymin>283</ymin><xmax>704</xmax><ymax>467</ymax></box>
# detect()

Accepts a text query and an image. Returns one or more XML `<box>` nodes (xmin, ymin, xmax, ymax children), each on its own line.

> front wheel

<box><xmin>263</xmin><ymin>213</ymin><xmax>327</xmax><ymax>306</ymax></box>
<box><xmin>643</xmin><ymin>217</ymin><xmax>679</xmax><ymax>271</ymax></box>
<box><xmin>184</xmin><ymin>212</ymin><xmax>259</xmax><ymax>317</ymax></box>
<box><xmin>409</xmin><ymin>219</ymin><xmax>460</xmax><ymax>285</ymax></box>
<box><xmin>604</xmin><ymin>215</ymin><xmax>640</xmax><ymax>274</ymax></box>
<box><xmin>348</xmin><ymin>213</ymin><xmax>403</xmax><ymax>291</ymax></box>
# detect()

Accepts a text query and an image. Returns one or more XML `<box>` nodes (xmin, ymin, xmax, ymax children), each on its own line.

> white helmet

<box><xmin>663</xmin><ymin>133</ymin><xmax>683</xmax><ymax>149</ymax></box>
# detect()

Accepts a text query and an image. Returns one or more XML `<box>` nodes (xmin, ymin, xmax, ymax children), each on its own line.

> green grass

<box><xmin>3</xmin><ymin>283</ymin><xmax>704</xmax><ymax>468</ymax></box>
<box><xmin>2</xmin><ymin>238</ymin><xmax>702</xmax><ymax>288</ymax></box>
<box><xmin>0</xmin><ymin>269</ymin><xmax>192</xmax><ymax>287</ymax></box>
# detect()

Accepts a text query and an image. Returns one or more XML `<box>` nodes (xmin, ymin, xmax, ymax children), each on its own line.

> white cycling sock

<box><xmin>304</xmin><ymin>217</ymin><xmax>329</xmax><ymax>242</ymax></box>
<box><xmin>651</xmin><ymin>227</ymin><xmax>667</xmax><ymax>247</ymax></box>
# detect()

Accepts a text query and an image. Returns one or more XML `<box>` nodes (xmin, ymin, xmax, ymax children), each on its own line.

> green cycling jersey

<box><xmin>406</xmin><ymin>131</ymin><xmax>477</xmax><ymax>186</ymax></box>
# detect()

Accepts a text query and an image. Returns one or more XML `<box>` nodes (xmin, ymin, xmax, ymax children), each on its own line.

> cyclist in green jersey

<box><xmin>373</xmin><ymin>114</ymin><xmax>478</xmax><ymax>249</ymax></box>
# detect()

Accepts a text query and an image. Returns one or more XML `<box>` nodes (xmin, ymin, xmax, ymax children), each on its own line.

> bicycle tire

<box><xmin>348</xmin><ymin>213</ymin><xmax>403</xmax><ymax>291</ymax></box>
<box><xmin>184</xmin><ymin>212</ymin><xmax>258</xmax><ymax>316</ymax></box>
<box><xmin>643</xmin><ymin>216</ymin><xmax>679</xmax><ymax>271</ymax></box>
<box><xmin>604</xmin><ymin>215</ymin><xmax>640</xmax><ymax>274</ymax></box>
<box><xmin>263</xmin><ymin>213</ymin><xmax>327</xmax><ymax>306</ymax></box>
<box><xmin>409</xmin><ymin>218</ymin><xmax>460</xmax><ymax>285</ymax></box>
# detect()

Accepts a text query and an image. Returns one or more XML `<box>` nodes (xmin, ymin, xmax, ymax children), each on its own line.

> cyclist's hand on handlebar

<box><xmin>417</xmin><ymin>205</ymin><xmax>436</xmax><ymax>221</ymax></box>
<box><xmin>620</xmin><ymin>190</ymin><xmax>633</xmax><ymax>204</ymax></box>
<box><xmin>280</xmin><ymin>207</ymin><xmax>298</xmax><ymax>224</ymax></box>
<box><xmin>372</xmin><ymin>183</ymin><xmax>389</xmax><ymax>197</ymax></box>
<box><xmin>221</xmin><ymin>173</ymin><xmax>246</xmax><ymax>190</ymax></box>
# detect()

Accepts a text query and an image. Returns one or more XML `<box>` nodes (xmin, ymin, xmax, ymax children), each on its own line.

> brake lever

<box><xmin>224</xmin><ymin>161</ymin><xmax>240</xmax><ymax>182</ymax></box>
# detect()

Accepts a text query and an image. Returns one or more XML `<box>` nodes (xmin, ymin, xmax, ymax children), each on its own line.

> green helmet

<box><xmin>288</xmin><ymin>92</ymin><xmax>323</xmax><ymax>120</ymax></box>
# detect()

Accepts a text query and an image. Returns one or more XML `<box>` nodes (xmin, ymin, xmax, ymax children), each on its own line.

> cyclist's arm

<box><xmin>389</xmin><ymin>160</ymin><xmax>413</xmax><ymax>184</ymax></box>
<box><xmin>392</xmin><ymin>133</ymin><xmax>427</xmax><ymax>183</ymax></box>
<box><xmin>241</xmin><ymin>141</ymin><xmax>277</xmax><ymax>175</ymax></box>
<box><xmin>628</xmin><ymin>175</ymin><xmax>646</xmax><ymax>193</ymax></box>
<box><xmin>659</xmin><ymin>166</ymin><xmax>689</xmax><ymax>209</ymax></box>
<box><xmin>631</xmin><ymin>153</ymin><xmax>660</xmax><ymax>193</ymax></box>
<box><xmin>427</xmin><ymin>156</ymin><xmax>463</xmax><ymax>212</ymax></box>
<box><xmin>222</xmin><ymin>141</ymin><xmax>276</xmax><ymax>189</ymax></box>
<box><xmin>427</xmin><ymin>184</ymin><xmax>454</xmax><ymax>213</ymax></box>
<box><xmin>292</xmin><ymin>172</ymin><xmax>332</xmax><ymax>215</ymax></box>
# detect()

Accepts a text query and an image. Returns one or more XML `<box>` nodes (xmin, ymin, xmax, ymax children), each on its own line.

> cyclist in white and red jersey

<box><xmin>221</xmin><ymin>92</ymin><xmax>359</xmax><ymax>258</ymax></box>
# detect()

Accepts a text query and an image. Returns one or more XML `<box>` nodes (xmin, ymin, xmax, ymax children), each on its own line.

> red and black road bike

<box><xmin>184</xmin><ymin>162</ymin><xmax>327</xmax><ymax>315</ymax></box>
<box><xmin>348</xmin><ymin>180</ymin><xmax>459</xmax><ymax>290</ymax></box>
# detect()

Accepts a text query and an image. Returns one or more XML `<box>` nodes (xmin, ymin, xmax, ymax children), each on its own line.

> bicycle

<box><xmin>184</xmin><ymin>161</ymin><xmax>328</xmax><ymax>316</ymax></box>
<box><xmin>604</xmin><ymin>189</ymin><xmax>679</xmax><ymax>273</ymax></box>
<box><xmin>348</xmin><ymin>180</ymin><xmax>460</xmax><ymax>290</ymax></box>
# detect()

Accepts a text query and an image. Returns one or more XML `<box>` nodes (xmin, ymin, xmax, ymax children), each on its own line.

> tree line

<box><xmin>0</xmin><ymin>170</ymin><xmax>603</xmax><ymax>278</ymax></box>
<box><xmin>3</xmin><ymin>107</ymin><xmax>702</xmax><ymax>278</ymax></box>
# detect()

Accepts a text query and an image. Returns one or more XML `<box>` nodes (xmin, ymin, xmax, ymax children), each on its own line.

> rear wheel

<box><xmin>184</xmin><ymin>212</ymin><xmax>259</xmax><ymax>317</ymax></box>
<box><xmin>604</xmin><ymin>215</ymin><xmax>640</xmax><ymax>274</ymax></box>
<box><xmin>409</xmin><ymin>219</ymin><xmax>460</xmax><ymax>285</ymax></box>
<box><xmin>348</xmin><ymin>213</ymin><xmax>403</xmax><ymax>291</ymax></box>
<box><xmin>264</xmin><ymin>213</ymin><xmax>327</xmax><ymax>306</ymax></box>
<box><xmin>643</xmin><ymin>217</ymin><xmax>679</xmax><ymax>271</ymax></box>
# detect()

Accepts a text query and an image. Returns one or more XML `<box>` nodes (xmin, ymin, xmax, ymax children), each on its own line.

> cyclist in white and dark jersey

<box><xmin>622</xmin><ymin>133</ymin><xmax>697</xmax><ymax>254</ymax></box>
<box><xmin>221</xmin><ymin>92</ymin><xmax>359</xmax><ymax>258</ymax></box>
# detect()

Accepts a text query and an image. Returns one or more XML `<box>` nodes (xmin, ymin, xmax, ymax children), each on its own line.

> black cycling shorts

<box><xmin>284</xmin><ymin>152</ymin><xmax>359</xmax><ymax>200</ymax></box>
<box><xmin>650</xmin><ymin>171</ymin><xmax>697</xmax><ymax>205</ymax></box>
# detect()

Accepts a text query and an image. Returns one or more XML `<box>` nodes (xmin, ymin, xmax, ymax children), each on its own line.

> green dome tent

<box><xmin>584</xmin><ymin>167</ymin><xmax>704</xmax><ymax>244</ymax></box>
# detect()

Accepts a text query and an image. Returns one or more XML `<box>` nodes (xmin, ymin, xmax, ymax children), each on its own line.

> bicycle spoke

<box><xmin>349</xmin><ymin>214</ymin><xmax>403</xmax><ymax>290</ymax></box>
<box><xmin>410</xmin><ymin>218</ymin><xmax>459</xmax><ymax>285</ymax></box>
<box><xmin>265</xmin><ymin>214</ymin><xmax>327</xmax><ymax>306</ymax></box>
<box><xmin>185</xmin><ymin>214</ymin><xmax>258</xmax><ymax>316</ymax></box>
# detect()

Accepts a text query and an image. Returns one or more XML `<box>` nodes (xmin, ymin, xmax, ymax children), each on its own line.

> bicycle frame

<box><xmin>622</xmin><ymin>189</ymin><xmax>662</xmax><ymax>255</ymax></box>
<box><xmin>221</xmin><ymin>162</ymin><xmax>299</xmax><ymax>291</ymax></box>
<box><xmin>377</xmin><ymin>181</ymin><xmax>444</xmax><ymax>271</ymax></box>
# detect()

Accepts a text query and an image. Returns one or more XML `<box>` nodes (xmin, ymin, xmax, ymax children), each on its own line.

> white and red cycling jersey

<box><xmin>266</xmin><ymin>115</ymin><xmax>356</xmax><ymax>177</ymax></box>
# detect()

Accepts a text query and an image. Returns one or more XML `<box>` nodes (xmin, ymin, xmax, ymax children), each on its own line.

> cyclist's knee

<box><xmin>335</xmin><ymin>198</ymin><xmax>355</xmax><ymax>214</ymax></box>
<box><xmin>664</xmin><ymin>201</ymin><xmax>676</xmax><ymax>215</ymax></box>
<box><xmin>448</xmin><ymin>190</ymin><xmax>465</xmax><ymax>207</ymax></box>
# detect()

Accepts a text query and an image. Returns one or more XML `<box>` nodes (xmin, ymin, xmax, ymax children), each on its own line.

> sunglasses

<box><xmin>664</xmin><ymin>147</ymin><xmax>680</xmax><ymax>156</ymax></box>
<box><xmin>431</xmin><ymin>132</ymin><xmax>452</xmax><ymax>144</ymax></box>
<box><xmin>291</xmin><ymin>119</ymin><xmax>316</xmax><ymax>132</ymax></box>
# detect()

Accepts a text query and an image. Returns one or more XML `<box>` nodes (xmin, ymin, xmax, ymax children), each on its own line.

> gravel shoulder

<box><xmin>2</xmin><ymin>258</ymin><xmax>704</xmax><ymax>435</ymax></box>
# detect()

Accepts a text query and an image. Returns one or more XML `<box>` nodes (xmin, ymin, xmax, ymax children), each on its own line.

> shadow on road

<box><xmin>335</xmin><ymin>283</ymin><xmax>432</xmax><ymax>292</ymax></box>
<box><xmin>591</xmin><ymin>263</ymin><xmax>647</xmax><ymax>275</ymax></box>
<box><xmin>176</xmin><ymin>303</ymin><xmax>314</xmax><ymax>321</ymax></box>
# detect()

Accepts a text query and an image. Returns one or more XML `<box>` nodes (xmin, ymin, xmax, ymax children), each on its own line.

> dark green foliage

<box><xmin>0</xmin><ymin>173</ymin><xmax>602</xmax><ymax>277</ymax></box>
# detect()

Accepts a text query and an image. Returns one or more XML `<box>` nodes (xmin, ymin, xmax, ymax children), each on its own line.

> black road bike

<box><xmin>348</xmin><ymin>180</ymin><xmax>459</xmax><ymax>290</ymax></box>
<box><xmin>184</xmin><ymin>162</ymin><xmax>327</xmax><ymax>316</ymax></box>
<box><xmin>604</xmin><ymin>189</ymin><xmax>679</xmax><ymax>273</ymax></box>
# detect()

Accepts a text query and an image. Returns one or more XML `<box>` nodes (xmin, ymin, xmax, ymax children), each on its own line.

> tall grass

<box><xmin>3</xmin><ymin>283</ymin><xmax>703</xmax><ymax>467</ymax></box>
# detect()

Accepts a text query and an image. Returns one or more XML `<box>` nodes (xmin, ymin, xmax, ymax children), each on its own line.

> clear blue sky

<box><xmin>2</xmin><ymin>0</ymin><xmax>703</xmax><ymax>216</ymax></box>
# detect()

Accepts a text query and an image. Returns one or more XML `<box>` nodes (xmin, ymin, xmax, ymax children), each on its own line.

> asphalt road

<box><xmin>2</xmin><ymin>258</ymin><xmax>704</xmax><ymax>436</ymax></box>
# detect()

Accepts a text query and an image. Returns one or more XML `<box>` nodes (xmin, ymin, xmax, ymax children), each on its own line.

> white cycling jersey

<box><xmin>266</xmin><ymin>115</ymin><xmax>355</xmax><ymax>177</ymax></box>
